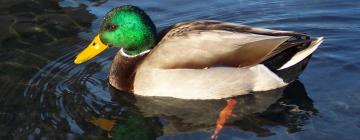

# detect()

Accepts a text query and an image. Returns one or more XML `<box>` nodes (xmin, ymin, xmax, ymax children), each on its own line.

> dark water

<box><xmin>0</xmin><ymin>0</ymin><xmax>359</xmax><ymax>139</ymax></box>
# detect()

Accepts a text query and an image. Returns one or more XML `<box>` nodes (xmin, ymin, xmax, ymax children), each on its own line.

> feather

<box><xmin>278</xmin><ymin>37</ymin><xmax>324</xmax><ymax>70</ymax></box>
<box><xmin>141</xmin><ymin>30</ymin><xmax>290</xmax><ymax>69</ymax></box>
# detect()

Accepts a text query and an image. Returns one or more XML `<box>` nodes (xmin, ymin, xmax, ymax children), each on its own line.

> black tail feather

<box><xmin>262</xmin><ymin>37</ymin><xmax>313</xmax><ymax>83</ymax></box>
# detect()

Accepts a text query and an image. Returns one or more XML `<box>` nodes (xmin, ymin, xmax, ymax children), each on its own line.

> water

<box><xmin>0</xmin><ymin>0</ymin><xmax>359</xmax><ymax>139</ymax></box>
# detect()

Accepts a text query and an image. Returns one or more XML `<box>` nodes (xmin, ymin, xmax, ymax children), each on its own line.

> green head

<box><xmin>99</xmin><ymin>5</ymin><xmax>157</xmax><ymax>55</ymax></box>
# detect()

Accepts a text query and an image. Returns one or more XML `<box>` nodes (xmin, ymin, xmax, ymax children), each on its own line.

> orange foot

<box><xmin>211</xmin><ymin>98</ymin><xmax>237</xmax><ymax>140</ymax></box>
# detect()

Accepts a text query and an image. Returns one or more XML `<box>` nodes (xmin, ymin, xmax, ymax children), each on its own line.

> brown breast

<box><xmin>109</xmin><ymin>49</ymin><xmax>149</xmax><ymax>93</ymax></box>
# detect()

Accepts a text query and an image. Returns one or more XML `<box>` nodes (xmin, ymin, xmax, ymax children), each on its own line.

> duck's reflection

<box><xmin>232</xmin><ymin>80</ymin><xmax>319</xmax><ymax>136</ymax></box>
<box><xmin>106</xmin><ymin>80</ymin><xmax>317</xmax><ymax>139</ymax></box>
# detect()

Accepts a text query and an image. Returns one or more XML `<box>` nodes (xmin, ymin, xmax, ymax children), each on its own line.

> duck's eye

<box><xmin>106</xmin><ymin>24</ymin><xmax>118</xmax><ymax>31</ymax></box>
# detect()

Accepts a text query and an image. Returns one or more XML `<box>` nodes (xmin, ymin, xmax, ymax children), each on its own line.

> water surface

<box><xmin>0</xmin><ymin>0</ymin><xmax>359</xmax><ymax>139</ymax></box>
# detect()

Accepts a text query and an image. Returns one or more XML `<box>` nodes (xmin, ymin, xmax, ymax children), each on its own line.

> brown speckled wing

<box><xmin>159</xmin><ymin>20</ymin><xmax>306</xmax><ymax>39</ymax></box>
<box><xmin>141</xmin><ymin>20</ymin><xmax>307</xmax><ymax>69</ymax></box>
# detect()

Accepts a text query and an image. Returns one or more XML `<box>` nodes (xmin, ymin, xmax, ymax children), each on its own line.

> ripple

<box><xmin>23</xmin><ymin>46</ymin><xmax>122</xmax><ymax>136</ymax></box>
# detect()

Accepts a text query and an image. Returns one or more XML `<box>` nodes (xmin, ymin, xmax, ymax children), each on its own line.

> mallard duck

<box><xmin>74</xmin><ymin>5</ymin><xmax>323</xmax><ymax>99</ymax></box>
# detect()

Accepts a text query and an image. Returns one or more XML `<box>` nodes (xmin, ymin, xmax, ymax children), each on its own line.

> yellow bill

<box><xmin>74</xmin><ymin>34</ymin><xmax>108</xmax><ymax>64</ymax></box>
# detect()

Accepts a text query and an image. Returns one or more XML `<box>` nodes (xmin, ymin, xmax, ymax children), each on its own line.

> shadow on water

<box><xmin>0</xmin><ymin>0</ymin><xmax>101</xmax><ymax>139</ymax></box>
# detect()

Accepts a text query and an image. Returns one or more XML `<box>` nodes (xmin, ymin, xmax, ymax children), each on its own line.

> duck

<box><xmin>74</xmin><ymin>5</ymin><xmax>324</xmax><ymax>100</ymax></box>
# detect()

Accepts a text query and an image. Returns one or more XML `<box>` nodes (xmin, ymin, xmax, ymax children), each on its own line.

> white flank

<box><xmin>133</xmin><ymin>64</ymin><xmax>287</xmax><ymax>99</ymax></box>
<box><xmin>278</xmin><ymin>37</ymin><xmax>324</xmax><ymax>70</ymax></box>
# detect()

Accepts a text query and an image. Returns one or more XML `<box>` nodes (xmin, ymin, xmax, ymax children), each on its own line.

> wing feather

<box><xmin>140</xmin><ymin>20</ymin><xmax>310</xmax><ymax>69</ymax></box>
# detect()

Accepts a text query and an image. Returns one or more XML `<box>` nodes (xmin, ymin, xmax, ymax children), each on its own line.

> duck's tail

<box><xmin>278</xmin><ymin>37</ymin><xmax>324</xmax><ymax>70</ymax></box>
<box><xmin>263</xmin><ymin>37</ymin><xmax>324</xmax><ymax>83</ymax></box>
